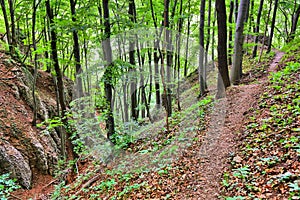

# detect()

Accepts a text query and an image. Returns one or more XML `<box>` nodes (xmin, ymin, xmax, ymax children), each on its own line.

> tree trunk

<box><xmin>230</xmin><ymin>0</ymin><xmax>249</xmax><ymax>84</ymax></box>
<box><xmin>216</xmin><ymin>0</ymin><xmax>230</xmax><ymax>99</ymax></box>
<box><xmin>128</xmin><ymin>0</ymin><xmax>138</xmax><ymax>121</ymax></box>
<box><xmin>205</xmin><ymin>0</ymin><xmax>211</xmax><ymax>72</ymax></box>
<box><xmin>252</xmin><ymin>0</ymin><xmax>264</xmax><ymax>58</ymax></box>
<box><xmin>184</xmin><ymin>0</ymin><xmax>191</xmax><ymax>77</ymax></box>
<box><xmin>288</xmin><ymin>4</ymin><xmax>300</xmax><ymax>42</ymax></box>
<box><xmin>267</xmin><ymin>0</ymin><xmax>279</xmax><ymax>53</ymax></box>
<box><xmin>70</xmin><ymin>0</ymin><xmax>84</xmax><ymax>98</ymax></box>
<box><xmin>150</xmin><ymin>0</ymin><xmax>161</xmax><ymax>108</ymax></box>
<box><xmin>32</xmin><ymin>0</ymin><xmax>40</xmax><ymax>126</ymax></box>
<box><xmin>199</xmin><ymin>0</ymin><xmax>206</xmax><ymax>97</ymax></box>
<box><xmin>176</xmin><ymin>0</ymin><xmax>183</xmax><ymax>111</ymax></box>
<box><xmin>8</xmin><ymin>0</ymin><xmax>16</xmax><ymax>55</ymax></box>
<box><xmin>228</xmin><ymin>0</ymin><xmax>234</xmax><ymax>65</ymax></box>
<box><xmin>102</xmin><ymin>0</ymin><xmax>115</xmax><ymax>140</ymax></box>
<box><xmin>164</xmin><ymin>0</ymin><xmax>172</xmax><ymax>117</ymax></box>
<box><xmin>258</xmin><ymin>0</ymin><xmax>272</xmax><ymax>62</ymax></box>
<box><xmin>0</xmin><ymin>0</ymin><xmax>13</xmax><ymax>54</ymax></box>
<box><xmin>46</xmin><ymin>0</ymin><xmax>70</xmax><ymax>158</ymax></box>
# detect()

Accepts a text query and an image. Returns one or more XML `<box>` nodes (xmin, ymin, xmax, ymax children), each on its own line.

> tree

<box><xmin>46</xmin><ymin>0</ymin><xmax>70</xmax><ymax>158</ymax></box>
<box><xmin>252</xmin><ymin>0</ymin><xmax>264</xmax><ymax>58</ymax></box>
<box><xmin>164</xmin><ymin>0</ymin><xmax>172</xmax><ymax>117</ymax></box>
<box><xmin>230</xmin><ymin>0</ymin><xmax>249</xmax><ymax>84</ymax></box>
<box><xmin>216</xmin><ymin>0</ymin><xmax>230</xmax><ymax>99</ymax></box>
<box><xmin>128</xmin><ymin>0</ymin><xmax>138</xmax><ymax>121</ymax></box>
<box><xmin>198</xmin><ymin>0</ymin><xmax>206</xmax><ymax>97</ymax></box>
<box><xmin>149</xmin><ymin>0</ymin><xmax>161</xmax><ymax>108</ymax></box>
<box><xmin>70</xmin><ymin>0</ymin><xmax>84</xmax><ymax>98</ymax></box>
<box><xmin>31</xmin><ymin>0</ymin><xmax>41</xmax><ymax>126</ymax></box>
<box><xmin>102</xmin><ymin>0</ymin><xmax>115</xmax><ymax>140</ymax></box>
<box><xmin>228</xmin><ymin>0</ymin><xmax>234</xmax><ymax>65</ymax></box>
<box><xmin>8</xmin><ymin>0</ymin><xmax>16</xmax><ymax>55</ymax></box>
<box><xmin>0</xmin><ymin>0</ymin><xmax>13</xmax><ymax>54</ymax></box>
<box><xmin>288</xmin><ymin>3</ymin><xmax>300</xmax><ymax>42</ymax></box>
<box><xmin>267</xmin><ymin>0</ymin><xmax>279</xmax><ymax>53</ymax></box>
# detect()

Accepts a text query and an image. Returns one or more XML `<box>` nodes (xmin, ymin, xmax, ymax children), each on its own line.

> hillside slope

<box><xmin>0</xmin><ymin>50</ymin><xmax>72</xmax><ymax>189</ymax></box>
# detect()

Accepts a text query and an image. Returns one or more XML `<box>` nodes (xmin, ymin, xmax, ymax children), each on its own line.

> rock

<box><xmin>233</xmin><ymin>155</ymin><xmax>243</xmax><ymax>163</ymax></box>
<box><xmin>0</xmin><ymin>141</ymin><xmax>32</xmax><ymax>189</ymax></box>
<box><xmin>0</xmin><ymin>52</ymin><xmax>73</xmax><ymax>187</ymax></box>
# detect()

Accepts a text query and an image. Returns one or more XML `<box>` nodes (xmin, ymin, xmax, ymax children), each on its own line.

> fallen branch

<box><xmin>75</xmin><ymin>174</ymin><xmax>101</xmax><ymax>196</ymax></box>
<box><xmin>42</xmin><ymin>179</ymin><xmax>58</xmax><ymax>190</ymax></box>
<box><xmin>9</xmin><ymin>194</ymin><xmax>23</xmax><ymax>200</ymax></box>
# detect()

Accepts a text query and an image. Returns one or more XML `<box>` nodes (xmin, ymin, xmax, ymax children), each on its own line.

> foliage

<box><xmin>0</xmin><ymin>173</ymin><xmax>20</xmax><ymax>200</ymax></box>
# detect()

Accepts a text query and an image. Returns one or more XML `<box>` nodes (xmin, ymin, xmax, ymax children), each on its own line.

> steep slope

<box><xmin>221</xmin><ymin>47</ymin><xmax>300</xmax><ymax>198</ymax></box>
<box><xmin>0</xmin><ymin>50</ymin><xmax>72</xmax><ymax>189</ymax></box>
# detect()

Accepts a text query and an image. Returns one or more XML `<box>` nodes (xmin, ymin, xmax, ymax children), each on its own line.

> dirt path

<box><xmin>193</xmin><ymin>51</ymin><xmax>284</xmax><ymax>199</ymax></box>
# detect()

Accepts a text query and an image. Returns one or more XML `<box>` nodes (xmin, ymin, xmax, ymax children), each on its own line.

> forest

<box><xmin>0</xmin><ymin>0</ymin><xmax>299</xmax><ymax>199</ymax></box>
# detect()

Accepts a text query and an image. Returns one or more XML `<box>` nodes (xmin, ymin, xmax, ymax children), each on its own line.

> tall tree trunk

<box><xmin>230</xmin><ymin>0</ymin><xmax>249</xmax><ymax>84</ymax></box>
<box><xmin>205</xmin><ymin>0</ymin><xmax>212</xmax><ymax>74</ymax></box>
<box><xmin>288</xmin><ymin>4</ymin><xmax>300</xmax><ymax>42</ymax></box>
<box><xmin>0</xmin><ymin>0</ymin><xmax>13</xmax><ymax>54</ymax></box>
<box><xmin>164</xmin><ymin>0</ymin><xmax>172</xmax><ymax>118</ymax></box>
<box><xmin>46</xmin><ymin>0</ymin><xmax>69</xmax><ymax>158</ymax></box>
<box><xmin>252</xmin><ymin>0</ymin><xmax>264</xmax><ymax>58</ymax></box>
<box><xmin>228</xmin><ymin>0</ymin><xmax>234</xmax><ymax>65</ymax></box>
<box><xmin>234</xmin><ymin>0</ymin><xmax>239</xmax><ymax>22</ymax></box>
<box><xmin>184</xmin><ymin>0</ymin><xmax>191</xmax><ymax>77</ymax></box>
<box><xmin>216</xmin><ymin>0</ymin><xmax>230</xmax><ymax>99</ymax></box>
<box><xmin>70</xmin><ymin>0</ymin><xmax>84</xmax><ymax>98</ymax></box>
<box><xmin>128</xmin><ymin>0</ymin><xmax>138</xmax><ymax>121</ymax></box>
<box><xmin>258</xmin><ymin>0</ymin><xmax>272</xmax><ymax>62</ymax></box>
<box><xmin>32</xmin><ymin>0</ymin><xmax>40</xmax><ymax>126</ymax></box>
<box><xmin>150</xmin><ymin>0</ymin><xmax>161</xmax><ymax>108</ymax></box>
<box><xmin>176</xmin><ymin>0</ymin><xmax>183</xmax><ymax>111</ymax></box>
<box><xmin>102</xmin><ymin>0</ymin><xmax>115</xmax><ymax>140</ymax></box>
<box><xmin>8</xmin><ymin>0</ymin><xmax>16</xmax><ymax>55</ymax></box>
<box><xmin>266</xmin><ymin>0</ymin><xmax>279</xmax><ymax>53</ymax></box>
<box><xmin>199</xmin><ymin>0</ymin><xmax>206</xmax><ymax>97</ymax></box>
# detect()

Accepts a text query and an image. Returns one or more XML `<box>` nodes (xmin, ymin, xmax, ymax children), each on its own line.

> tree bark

<box><xmin>46</xmin><ymin>0</ymin><xmax>69</xmax><ymax>158</ymax></box>
<box><xmin>228</xmin><ymin>0</ymin><xmax>234</xmax><ymax>65</ymax></box>
<box><xmin>252</xmin><ymin>0</ymin><xmax>264</xmax><ymax>58</ymax></box>
<box><xmin>230</xmin><ymin>0</ymin><xmax>249</xmax><ymax>84</ymax></box>
<box><xmin>102</xmin><ymin>0</ymin><xmax>115</xmax><ymax>140</ymax></box>
<box><xmin>150</xmin><ymin>0</ymin><xmax>161</xmax><ymax>108</ymax></box>
<box><xmin>216</xmin><ymin>0</ymin><xmax>230</xmax><ymax>98</ymax></box>
<box><xmin>184</xmin><ymin>0</ymin><xmax>191</xmax><ymax>77</ymax></box>
<box><xmin>0</xmin><ymin>0</ymin><xmax>13</xmax><ymax>54</ymax></box>
<box><xmin>164</xmin><ymin>0</ymin><xmax>172</xmax><ymax>117</ymax></box>
<box><xmin>32</xmin><ymin>0</ymin><xmax>39</xmax><ymax>126</ymax></box>
<box><xmin>199</xmin><ymin>0</ymin><xmax>206</xmax><ymax>97</ymax></box>
<box><xmin>8</xmin><ymin>0</ymin><xmax>16</xmax><ymax>53</ymax></box>
<box><xmin>267</xmin><ymin>0</ymin><xmax>279</xmax><ymax>53</ymax></box>
<box><xmin>70</xmin><ymin>0</ymin><xmax>84</xmax><ymax>98</ymax></box>
<box><xmin>288</xmin><ymin>4</ymin><xmax>300</xmax><ymax>42</ymax></box>
<box><xmin>128</xmin><ymin>0</ymin><xmax>138</xmax><ymax>121</ymax></box>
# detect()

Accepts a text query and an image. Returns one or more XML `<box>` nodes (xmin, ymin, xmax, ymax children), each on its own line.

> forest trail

<box><xmin>191</xmin><ymin>51</ymin><xmax>285</xmax><ymax>199</ymax></box>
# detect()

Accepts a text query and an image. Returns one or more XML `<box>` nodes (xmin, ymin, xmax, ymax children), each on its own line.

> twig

<box><xmin>42</xmin><ymin>179</ymin><xmax>58</xmax><ymax>189</ymax></box>
<box><xmin>75</xmin><ymin>174</ymin><xmax>101</xmax><ymax>196</ymax></box>
<box><xmin>9</xmin><ymin>194</ymin><xmax>23</xmax><ymax>200</ymax></box>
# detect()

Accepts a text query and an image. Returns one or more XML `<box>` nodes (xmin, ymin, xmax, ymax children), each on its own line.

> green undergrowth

<box><xmin>0</xmin><ymin>173</ymin><xmax>20</xmax><ymax>200</ymax></box>
<box><xmin>221</xmin><ymin>56</ymin><xmax>300</xmax><ymax>199</ymax></box>
<box><xmin>51</xmin><ymin>94</ymin><xmax>214</xmax><ymax>199</ymax></box>
<box><xmin>241</xmin><ymin>51</ymin><xmax>276</xmax><ymax>84</ymax></box>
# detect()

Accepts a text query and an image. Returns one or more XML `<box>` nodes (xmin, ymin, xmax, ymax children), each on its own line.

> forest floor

<box><xmin>12</xmin><ymin>49</ymin><xmax>299</xmax><ymax>200</ymax></box>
